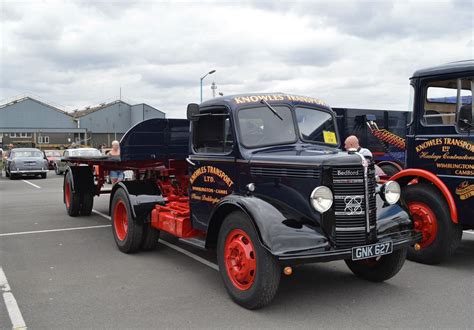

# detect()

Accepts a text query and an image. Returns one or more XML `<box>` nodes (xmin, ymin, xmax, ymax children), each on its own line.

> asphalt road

<box><xmin>0</xmin><ymin>172</ymin><xmax>473</xmax><ymax>329</ymax></box>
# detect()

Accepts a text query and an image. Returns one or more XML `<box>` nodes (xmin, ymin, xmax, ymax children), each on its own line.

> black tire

<box><xmin>217</xmin><ymin>211</ymin><xmax>280</xmax><ymax>309</ymax></box>
<box><xmin>41</xmin><ymin>173</ymin><xmax>47</xmax><ymax>179</ymax></box>
<box><xmin>345</xmin><ymin>248</ymin><xmax>407</xmax><ymax>282</ymax></box>
<box><xmin>141</xmin><ymin>217</ymin><xmax>160</xmax><ymax>251</ymax></box>
<box><xmin>403</xmin><ymin>183</ymin><xmax>462</xmax><ymax>264</ymax></box>
<box><xmin>64</xmin><ymin>173</ymin><xmax>80</xmax><ymax>217</ymax></box>
<box><xmin>111</xmin><ymin>188</ymin><xmax>143</xmax><ymax>253</ymax></box>
<box><xmin>5</xmin><ymin>168</ymin><xmax>10</xmax><ymax>177</ymax></box>
<box><xmin>380</xmin><ymin>164</ymin><xmax>400</xmax><ymax>177</ymax></box>
<box><xmin>80</xmin><ymin>193</ymin><xmax>94</xmax><ymax>216</ymax></box>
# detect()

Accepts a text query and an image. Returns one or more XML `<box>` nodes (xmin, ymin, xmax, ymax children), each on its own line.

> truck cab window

<box><xmin>423</xmin><ymin>78</ymin><xmax>472</xmax><ymax>127</ymax></box>
<box><xmin>193</xmin><ymin>114</ymin><xmax>233</xmax><ymax>154</ymax></box>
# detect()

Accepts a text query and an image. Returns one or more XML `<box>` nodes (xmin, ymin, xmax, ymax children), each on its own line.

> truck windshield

<box><xmin>238</xmin><ymin>106</ymin><xmax>296</xmax><ymax>148</ymax></box>
<box><xmin>295</xmin><ymin>107</ymin><xmax>338</xmax><ymax>145</ymax></box>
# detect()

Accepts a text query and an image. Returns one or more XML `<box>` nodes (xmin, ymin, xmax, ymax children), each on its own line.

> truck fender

<box><xmin>391</xmin><ymin>168</ymin><xmax>458</xmax><ymax>223</ymax></box>
<box><xmin>206</xmin><ymin>194</ymin><xmax>329</xmax><ymax>256</ymax></box>
<box><xmin>64</xmin><ymin>165</ymin><xmax>95</xmax><ymax>196</ymax></box>
<box><xmin>109</xmin><ymin>180</ymin><xmax>165</xmax><ymax>220</ymax></box>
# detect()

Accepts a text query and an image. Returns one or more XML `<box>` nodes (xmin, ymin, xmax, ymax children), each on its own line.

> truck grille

<box><xmin>251</xmin><ymin>167</ymin><xmax>320</xmax><ymax>179</ymax></box>
<box><xmin>332</xmin><ymin>164</ymin><xmax>377</xmax><ymax>248</ymax></box>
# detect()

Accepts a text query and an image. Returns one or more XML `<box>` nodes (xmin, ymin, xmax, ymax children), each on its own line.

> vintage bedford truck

<box><xmin>62</xmin><ymin>93</ymin><xmax>421</xmax><ymax>309</ymax></box>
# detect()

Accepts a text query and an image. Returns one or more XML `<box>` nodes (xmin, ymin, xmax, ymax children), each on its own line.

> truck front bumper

<box><xmin>276</xmin><ymin>231</ymin><xmax>422</xmax><ymax>266</ymax></box>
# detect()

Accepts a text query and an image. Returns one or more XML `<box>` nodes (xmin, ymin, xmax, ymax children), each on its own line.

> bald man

<box><xmin>344</xmin><ymin>135</ymin><xmax>373</xmax><ymax>158</ymax></box>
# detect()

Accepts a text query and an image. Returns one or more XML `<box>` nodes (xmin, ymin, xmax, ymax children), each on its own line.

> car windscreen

<box><xmin>295</xmin><ymin>107</ymin><xmax>338</xmax><ymax>145</ymax></box>
<box><xmin>12</xmin><ymin>151</ymin><xmax>44</xmax><ymax>158</ymax></box>
<box><xmin>70</xmin><ymin>149</ymin><xmax>101</xmax><ymax>157</ymax></box>
<box><xmin>238</xmin><ymin>106</ymin><xmax>296</xmax><ymax>148</ymax></box>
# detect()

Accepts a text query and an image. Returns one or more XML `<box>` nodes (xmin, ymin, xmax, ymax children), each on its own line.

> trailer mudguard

<box><xmin>109</xmin><ymin>180</ymin><xmax>165</xmax><ymax>219</ymax></box>
<box><xmin>65</xmin><ymin>165</ymin><xmax>95</xmax><ymax>194</ymax></box>
<box><xmin>207</xmin><ymin>193</ymin><xmax>413</xmax><ymax>257</ymax></box>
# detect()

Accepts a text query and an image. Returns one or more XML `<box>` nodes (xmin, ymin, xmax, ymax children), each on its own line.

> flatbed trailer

<box><xmin>61</xmin><ymin>94</ymin><xmax>420</xmax><ymax>309</ymax></box>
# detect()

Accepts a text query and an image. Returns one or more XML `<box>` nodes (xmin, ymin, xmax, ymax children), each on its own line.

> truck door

<box><xmin>411</xmin><ymin>76</ymin><xmax>474</xmax><ymax>225</ymax></box>
<box><xmin>187</xmin><ymin>108</ymin><xmax>236</xmax><ymax>232</ymax></box>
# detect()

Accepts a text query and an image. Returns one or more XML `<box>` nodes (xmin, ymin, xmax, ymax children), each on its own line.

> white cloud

<box><xmin>0</xmin><ymin>0</ymin><xmax>472</xmax><ymax>118</ymax></box>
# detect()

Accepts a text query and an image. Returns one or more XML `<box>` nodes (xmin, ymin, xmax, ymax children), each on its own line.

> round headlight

<box><xmin>383</xmin><ymin>181</ymin><xmax>400</xmax><ymax>205</ymax></box>
<box><xmin>310</xmin><ymin>186</ymin><xmax>333</xmax><ymax>213</ymax></box>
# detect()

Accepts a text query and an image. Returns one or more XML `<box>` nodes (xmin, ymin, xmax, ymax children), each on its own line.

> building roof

<box><xmin>72</xmin><ymin>100</ymin><xmax>165</xmax><ymax>117</ymax></box>
<box><xmin>411</xmin><ymin>60</ymin><xmax>474</xmax><ymax>78</ymax></box>
<box><xmin>0</xmin><ymin>96</ymin><xmax>72</xmax><ymax>116</ymax></box>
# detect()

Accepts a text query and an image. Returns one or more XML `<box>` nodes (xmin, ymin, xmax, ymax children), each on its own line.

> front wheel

<box><xmin>345</xmin><ymin>248</ymin><xmax>407</xmax><ymax>282</ymax></box>
<box><xmin>217</xmin><ymin>211</ymin><xmax>280</xmax><ymax>309</ymax></box>
<box><xmin>403</xmin><ymin>183</ymin><xmax>462</xmax><ymax>264</ymax></box>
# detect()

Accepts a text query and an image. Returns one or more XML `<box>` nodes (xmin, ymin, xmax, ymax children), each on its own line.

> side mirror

<box><xmin>187</xmin><ymin>103</ymin><xmax>200</xmax><ymax>121</ymax></box>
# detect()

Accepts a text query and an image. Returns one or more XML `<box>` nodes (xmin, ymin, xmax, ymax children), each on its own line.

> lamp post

<box><xmin>200</xmin><ymin>69</ymin><xmax>216</xmax><ymax>103</ymax></box>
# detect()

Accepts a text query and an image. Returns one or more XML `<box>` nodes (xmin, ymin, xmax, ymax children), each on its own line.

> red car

<box><xmin>44</xmin><ymin>150</ymin><xmax>63</xmax><ymax>170</ymax></box>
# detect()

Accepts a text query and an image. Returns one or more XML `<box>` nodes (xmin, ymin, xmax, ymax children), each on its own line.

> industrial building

<box><xmin>0</xmin><ymin>96</ymin><xmax>165</xmax><ymax>149</ymax></box>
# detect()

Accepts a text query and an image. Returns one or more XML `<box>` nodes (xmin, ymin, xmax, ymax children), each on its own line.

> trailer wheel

<box><xmin>141</xmin><ymin>218</ymin><xmax>160</xmax><ymax>251</ymax></box>
<box><xmin>345</xmin><ymin>248</ymin><xmax>407</xmax><ymax>282</ymax></box>
<box><xmin>403</xmin><ymin>183</ymin><xmax>462</xmax><ymax>264</ymax></box>
<box><xmin>64</xmin><ymin>174</ymin><xmax>80</xmax><ymax>217</ymax></box>
<box><xmin>217</xmin><ymin>211</ymin><xmax>280</xmax><ymax>309</ymax></box>
<box><xmin>111</xmin><ymin>188</ymin><xmax>143</xmax><ymax>253</ymax></box>
<box><xmin>80</xmin><ymin>193</ymin><xmax>94</xmax><ymax>216</ymax></box>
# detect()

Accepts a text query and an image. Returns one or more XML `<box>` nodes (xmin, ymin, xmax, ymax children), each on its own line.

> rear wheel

<box><xmin>345</xmin><ymin>248</ymin><xmax>407</xmax><ymax>282</ymax></box>
<box><xmin>64</xmin><ymin>173</ymin><xmax>80</xmax><ymax>216</ymax></box>
<box><xmin>217</xmin><ymin>211</ymin><xmax>280</xmax><ymax>309</ymax></box>
<box><xmin>80</xmin><ymin>193</ymin><xmax>94</xmax><ymax>216</ymax></box>
<box><xmin>141</xmin><ymin>217</ymin><xmax>160</xmax><ymax>251</ymax></box>
<box><xmin>403</xmin><ymin>183</ymin><xmax>462</xmax><ymax>264</ymax></box>
<box><xmin>111</xmin><ymin>188</ymin><xmax>143</xmax><ymax>253</ymax></box>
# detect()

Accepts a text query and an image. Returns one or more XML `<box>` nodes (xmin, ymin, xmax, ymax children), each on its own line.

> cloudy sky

<box><xmin>0</xmin><ymin>0</ymin><xmax>472</xmax><ymax>117</ymax></box>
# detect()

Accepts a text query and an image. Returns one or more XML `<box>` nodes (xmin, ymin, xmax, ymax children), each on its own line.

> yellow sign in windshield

<box><xmin>323</xmin><ymin>131</ymin><xmax>337</xmax><ymax>144</ymax></box>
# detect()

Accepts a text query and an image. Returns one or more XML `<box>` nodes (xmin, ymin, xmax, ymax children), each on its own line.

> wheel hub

<box><xmin>224</xmin><ymin>229</ymin><xmax>256</xmax><ymax>291</ymax></box>
<box><xmin>113</xmin><ymin>200</ymin><xmax>128</xmax><ymax>241</ymax></box>
<box><xmin>408</xmin><ymin>202</ymin><xmax>438</xmax><ymax>248</ymax></box>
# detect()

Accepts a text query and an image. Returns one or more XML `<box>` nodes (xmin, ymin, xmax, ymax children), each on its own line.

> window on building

<box><xmin>19</xmin><ymin>132</ymin><xmax>32</xmax><ymax>138</ymax></box>
<box><xmin>9</xmin><ymin>133</ymin><xmax>16</xmax><ymax>138</ymax></box>
<box><xmin>38</xmin><ymin>136</ymin><xmax>50</xmax><ymax>144</ymax></box>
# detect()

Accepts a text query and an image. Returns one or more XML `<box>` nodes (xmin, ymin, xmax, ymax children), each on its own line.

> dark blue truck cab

<box><xmin>63</xmin><ymin>93</ymin><xmax>420</xmax><ymax>309</ymax></box>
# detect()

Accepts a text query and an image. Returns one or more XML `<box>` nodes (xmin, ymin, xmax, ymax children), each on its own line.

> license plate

<box><xmin>351</xmin><ymin>241</ymin><xmax>393</xmax><ymax>260</ymax></box>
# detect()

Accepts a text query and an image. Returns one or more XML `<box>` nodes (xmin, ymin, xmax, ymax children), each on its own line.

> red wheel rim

<box><xmin>113</xmin><ymin>200</ymin><xmax>128</xmax><ymax>241</ymax></box>
<box><xmin>65</xmin><ymin>180</ymin><xmax>71</xmax><ymax>209</ymax></box>
<box><xmin>408</xmin><ymin>202</ymin><xmax>438</xmax><ymax>248</ymax></box>
<box><xmin>224</xmin><ymin>229</ymin><xmax>257</xmax><ymax>291</ymax></box>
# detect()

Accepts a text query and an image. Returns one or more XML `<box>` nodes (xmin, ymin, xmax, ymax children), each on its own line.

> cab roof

<box><xmin>199</xmin><ymin>92</ymin><xmax>331</xmax><ymax>111</ymax></box>
<box><xmin>411</xmin><ymin>60</ymin><xmax>474</xmax><ymax>78</ymax></box>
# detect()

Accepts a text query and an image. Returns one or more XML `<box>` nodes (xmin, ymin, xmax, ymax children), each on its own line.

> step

<box><xmin>178</xmin><ymin>236</ymin><xmax>206</xmax><ymax>250</ymax></box>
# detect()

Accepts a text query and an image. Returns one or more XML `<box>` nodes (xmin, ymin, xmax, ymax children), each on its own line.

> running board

<box><xmin>178</xmin><ymin>237</ymin><xmax>206</xmax><ymax>250</ymax></box>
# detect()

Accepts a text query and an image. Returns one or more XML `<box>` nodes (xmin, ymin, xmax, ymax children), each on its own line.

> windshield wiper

<box><xmin>260</xmin><ymin>99</ymin><xmax>283</xmax><ymax>120</ymax></box>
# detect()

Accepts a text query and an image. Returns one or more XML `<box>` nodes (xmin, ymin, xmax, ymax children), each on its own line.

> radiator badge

<box><xmin>344</xmin><ymin>196</ymin><xmax>364</xmax><ymax>215</ymax></box>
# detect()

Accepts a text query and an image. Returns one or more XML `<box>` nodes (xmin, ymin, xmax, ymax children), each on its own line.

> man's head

<box><xmin>111</xmin><ymin>140</ymin><xmax>120</xmax><ymax>151</ymax></box>
<box><xmin>344</xmin><ymin>135</ymin><xmax>360</xmax><ymax>150</ymax></box>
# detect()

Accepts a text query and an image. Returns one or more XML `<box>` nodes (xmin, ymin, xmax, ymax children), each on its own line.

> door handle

<box><xmin>186</xmin><ymin>158</ymin><xmax>196</xmax><ymax>166</ymax></box>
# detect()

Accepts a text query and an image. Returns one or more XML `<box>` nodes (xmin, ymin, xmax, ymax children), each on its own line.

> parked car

<box><xmin>5</xmin><ymin>148</ymin><xmax>49</xmax><ymax>179</ymax></box>
<box><xmin>44</xmin><ymin>150</ymin><xmax>63</xmax><ymax>170</ymax></box>
<box><xmin>55</xmin><ymin>148</ymin><xmax>102</xmax><ymax>175</ymax></box>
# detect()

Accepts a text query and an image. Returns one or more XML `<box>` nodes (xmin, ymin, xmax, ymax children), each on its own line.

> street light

<box><xmin>200</xmin><ymin>69</ymin><xmax>216</xmax><ymax>103</ymax></box>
